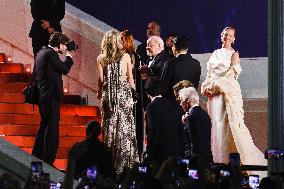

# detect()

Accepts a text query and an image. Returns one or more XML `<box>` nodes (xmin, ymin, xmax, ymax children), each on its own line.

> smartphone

<box><xmin>86</xmin><ymin>166</ymin><xmax>97</xmax><ymax>180</ymax></box>
<box><xmin>229</xmin><ymin>153</ymin><xmax>240</xmax><ymax>166</ymax></box>
<box><xmin>265</xmin><ymin>149</ymin><xmax>280</xmax><ymax>159</ymax></box>
<box><xmin>31</xmin><ymin>161</ymin><xmax>42</xmax><ymax>174</ymax></box>
<box><xmin>219</xmin><ymin>169</ymin><xmax>230</xmax><ymax>177</ymax></box>
<box><xmin>188</xmin><ymin>169</ymin><xmax>199</xmax><ymax>179</ymax></box>
<box><xmin>177</xmin><ymin>158</ymin><xmax>190</xmax><ymax>165</ymax></box>
<box><xmin>249</xmin><ymin>175</ymin><xmax>259</xmax><ymax>189</ymax></box>
<box><xmin>49</xmin><ymin>182</ymin><xmax>61</xmax><ymax>189</ymax></box>
<box><xmin>138</xmin><ymin>166</ymin><xmax>147</xmax><ymax>174</ymax></box>
<box><xmin>129</xmin><ymin>181</ymin><xmax>136</xmax><ymax>189</ymax></box>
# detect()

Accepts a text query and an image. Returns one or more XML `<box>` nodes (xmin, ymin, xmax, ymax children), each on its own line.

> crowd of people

<box><xmin>5</xmin><ymin>0</ymin><xmax>269</xmax><ymax>188</ymax></box>
<box><xmin>0</xmin><ymin>121</ymin><xmax>280</xmax><ymax>189</ymax></box>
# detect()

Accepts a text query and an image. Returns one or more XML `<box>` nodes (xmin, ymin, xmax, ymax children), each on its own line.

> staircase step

<box><xmin>23</xmin><ymin>147</ymin><xmax>70</xmax><ymax>159</ymax></box>
<box><xmin>2</xmin><ymin>136</ymin><xmax>85</xmax><ymax>147</ymax></box>
<box><xmin>0</xmin><ymin>73</ymin><xmax>31</xmax><ymax>83</ymax></box>
<box><xmin>54</xmin><ymin>159</ymin><xmax>67</xmax><ymax>170</ymax></box>
<box><xmin>0</xmin><ymin>125</ymin><xmax>86</xmax><ymax>137</ymax></box>
<box><xmin>0</xmin><ymin>63</ymin><xmax>24</xmax><ymax>73</ymax></box>
<box><xmin>63</xmin><ymin>95</ymin><xmax>85</xmax><ymax>105</ymax></box>
<box><xmin>243</xmin><ymin>98</ymin><xmax>267</xmax><ymax>112</ymax></box>
<box><xmin>0</xmin><ymin>83</ymin><xmax>27</xmax><ymax>93</ymax></box>
<box><xmin>0</xmin><ymin>103</ymin><xmax>99</xmax><ymax>116</ymax></box>
<box><xmin>0</xmin><ymin>84</ymin><xmax>91</xmax><ymax>105</ymax></box>
<box><xmin>0</xmin><ymin>114</ymin><xmax>99</xmax><ymax>125</ymax></box>
<box><xmin>0</xmin><ymin>53</ymin><xmax>5</xmax><ymax>63</ymax></box>
<box><xmin>0</xmin><ymin>93</ymin><xmax>24</xmax><ymax>103</ymax></box>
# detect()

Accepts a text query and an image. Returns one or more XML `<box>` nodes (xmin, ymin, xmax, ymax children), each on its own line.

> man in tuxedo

<box><xmin>178</xmin><ymin>87</ymin><xmax>213</xmax><ymax>168</ymax></box>
<box><xmin>136</xmin><ymin>21</ymin><xmax>161</xmax><ymax>66</ymax></box>
<box><xmin>144</xmin><ymin>78</ymin><xmax>184</xmax><ymax>164</ymax></box>
<box><xmin>32</xmin><ymin>32</ymin><xmax>74</xmax><ymax>165</ymax></box>
<box><xmin>162</xmin><ymin>35</ymin><xmax>201</xmax><ymax>101</ymax></box>
<box><xmin>141</xmin><ymin>36</ymin><xmax>170</xmax><ymax>80</ymax></box>
<box><xmin>29</xmin><ymin>0</ymin><xmax>65</xmax><ymax>56</ymax></box>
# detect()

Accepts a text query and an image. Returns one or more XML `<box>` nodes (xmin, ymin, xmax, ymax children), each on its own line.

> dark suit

<box><xmin>186</xmin><ymin>105</ymin><xmax>213</xmax><ymax>168</ymax></box>
<box><xmin>32</xmin><ymin>46</ymin><xmax>73</xmax><ymax>165</ymax></box>
<box><xmin>146</xmin><ymin>97</ymin><xmax>184</xmax><ymax>163</ymax></box>
<box><xmin>148</xmin><ymin>50</ymin><xmax>170</xmax><ymax>79</ymax></box>
<box><xmin>29</xmin><ymin>0</ymin><xmax>65</xmax><ymax>55</ymax></box>
<box><xmin>162</xmin><ymin>54</ymin><xmax>201</xmax><ymax>99</ymax></box>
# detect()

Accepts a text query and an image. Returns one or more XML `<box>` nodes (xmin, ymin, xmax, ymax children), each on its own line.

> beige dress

<box><xmin>201</xmin><ymin>48</ymin><xmax>267</xmax><ymax>169</ymax></box>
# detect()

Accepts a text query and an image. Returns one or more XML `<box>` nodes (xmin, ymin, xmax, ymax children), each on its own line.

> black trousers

<box><xmin>32</xmin><ymin>99</ymin><xmax>60</xmax><ymax>165</ymax></box>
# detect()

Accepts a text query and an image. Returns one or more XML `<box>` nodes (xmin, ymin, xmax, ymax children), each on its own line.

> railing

<box><xmin>0</xmin><ymin>37</ymin><xmax>34</xmax><ymax>59</ymax></box>
<box><xmin>64</xmin><ymin>75</ymin><xmax>98</xmax><ymax>106</ymax></box>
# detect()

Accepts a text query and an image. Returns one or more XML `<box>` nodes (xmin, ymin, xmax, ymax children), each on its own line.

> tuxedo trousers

<box><xmin>32</xmin><ymin>99</ymin><xmax>60</xmax><ymax>165</ymax></box>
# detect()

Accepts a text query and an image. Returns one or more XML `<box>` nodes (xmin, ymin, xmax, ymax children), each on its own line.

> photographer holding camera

<box><xmin>32</xmin><ymin>32</ymin><xmax>76</xmax><ymax>166</ymax></box>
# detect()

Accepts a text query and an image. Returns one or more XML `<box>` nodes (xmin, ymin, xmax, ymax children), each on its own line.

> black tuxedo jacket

<box><xmin>187</xmin><ymin>106</ymin><xmax>213</xmax><ymax>167</ymax></box>
<box><xmin>36</xmin><ymin>46</ymin><xmax>73</xmax><ymax>101</ymax></box>
<box><xmin>162</xmin><ymin>54</ymin><xmax>201</xmax><ymax>98</ymax></box>
<box><xmin>148</xmin><ymin>50</ymin><xmax>170</xmax><ymax>78</ymax></box>
<box><xmin>146</xmin><ymin>97</ymin><xmax>184</xmax><ymax>163</ymax></box>
<box><xmin>29</xmin><ymin>0</ymin><xmax>65</xmax><ymax>42</ymax></box>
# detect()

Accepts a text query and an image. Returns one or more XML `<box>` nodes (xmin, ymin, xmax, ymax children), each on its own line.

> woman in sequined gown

<box><xmin>201</xmin><ymin>27</ymin><xmax>266</xmax><ymax>174</ymax></box>
<box><xmin>97</xmin><ymin>30</ymin><xmax>139</xmax><ymax>173</ymax></box>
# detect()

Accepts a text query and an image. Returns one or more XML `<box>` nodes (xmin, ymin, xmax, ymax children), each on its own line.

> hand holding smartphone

<box><xmin>86</xmin><ymin>166</ymin><xmax>97</xmax><ymax>181</ymax></box>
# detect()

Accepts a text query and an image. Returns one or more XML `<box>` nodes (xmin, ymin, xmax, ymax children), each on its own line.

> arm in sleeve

<box><xmin>49</xmin><ymin>51</ymin><xmax>73</xmax><ymax>75</ymax></box>
<box><xmin>160</xmin><ymin>61</ymin><xmax>173</xmax><ymax>92</ymax></box>
<box><xmin>194</xmin><ymin>62</ymin><xmax>201</xmax><ymax>89</ymax></box>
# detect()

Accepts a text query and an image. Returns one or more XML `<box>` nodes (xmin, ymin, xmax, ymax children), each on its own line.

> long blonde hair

<box><xmin>100</xmin><ymin>30</ymin><xmax>122</xmax><ymax>67</ymax></box>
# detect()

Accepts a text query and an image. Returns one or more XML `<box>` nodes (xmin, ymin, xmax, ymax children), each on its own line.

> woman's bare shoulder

<box><xmin>121</xmin><ymin>52</ymin><xmax>131</xmax><ymax>60</ymax></box>
<box><xmin>97</xmin><ymin>54</ymin><xmax>105</xmax><ymax>61</ymax></box>
<box><xmin>97</xmin><ymin>55</ymin><xmax>107</xmax><ymax>66</ymax></box>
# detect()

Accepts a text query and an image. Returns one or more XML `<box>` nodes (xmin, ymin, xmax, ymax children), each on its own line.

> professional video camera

<box><xmin>66</xmin><ymin>41</ymin><xmax>79</xmax><ymax>51</ymax></box>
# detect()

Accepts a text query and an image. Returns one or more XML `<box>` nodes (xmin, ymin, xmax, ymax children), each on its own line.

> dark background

<box><xmin>66</xmin><ymin>0</ymin><xmax>267</xmax><ymax>57</ymax></box>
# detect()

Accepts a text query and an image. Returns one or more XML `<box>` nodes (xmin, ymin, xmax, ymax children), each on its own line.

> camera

<box><xmin>188</xmin><ymin>169</ymin><xmax>199</xmax><ymax>179</ymax></box>
<box><xmin>66</xmin><ymin>41</ymin><xmax>79</xmax><ymax>51</ymax></box>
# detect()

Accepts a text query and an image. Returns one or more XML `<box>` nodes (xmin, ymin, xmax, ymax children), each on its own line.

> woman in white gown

<box><xmin>201</xmin><ymin>27</ymin><xmax>267</xmax><ymax>169</ymax></box>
